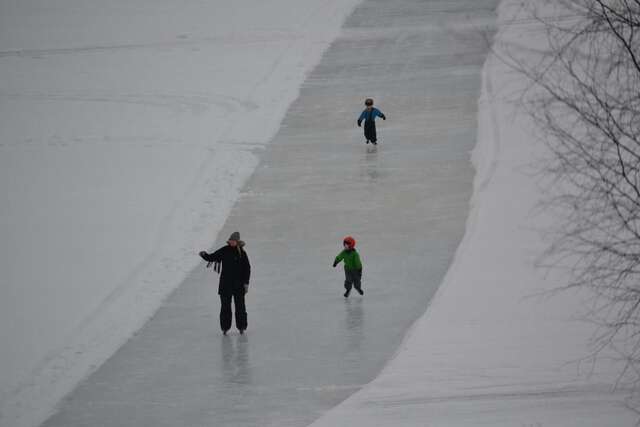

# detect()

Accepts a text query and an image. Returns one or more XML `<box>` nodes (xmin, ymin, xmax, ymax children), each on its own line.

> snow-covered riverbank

<box><xmin>0</xmin><ymin>1</ymin><xmax>361</xmax><ymax>426</ymax></box>
<box><xmin>308</xmin><ymin>1</ymin><xmax>636</xmax><ymax>425</ymax></box>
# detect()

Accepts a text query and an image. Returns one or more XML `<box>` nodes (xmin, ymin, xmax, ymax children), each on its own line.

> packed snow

<box><xmin>0</xmin><ymin>1</ymin><xmax>361</xmax><ymax>426</ymax></box>
<box><xmin>307</xmin><ymin>1</ymin><xmax>637</xmax><ymax>426</ymax></box>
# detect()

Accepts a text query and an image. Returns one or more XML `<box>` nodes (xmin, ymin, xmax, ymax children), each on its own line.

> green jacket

<box><xmin>334</xmin><ymin>249</ymin><xmax>362</xmax><ymax>271</ymax></box>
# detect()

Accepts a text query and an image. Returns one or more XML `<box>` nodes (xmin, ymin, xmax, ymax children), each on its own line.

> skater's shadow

<box><xmin>344</xmin><ymin>297</ymin><xmax>364</xmax><ymax>331</ymax></box>
<box><xmin>221</xmin><ymin>334</ymin><xmax>252</xmax><ymax>385</ymax></box>
<box><xmin>361</xmin><ymin>145</ymin><xmax>379</xmax><ymax>182</ymax></box>
<box><xmin>344</xmin><ymin>298</ymin><xmax>364</xmax><ymax>354</ymax></box>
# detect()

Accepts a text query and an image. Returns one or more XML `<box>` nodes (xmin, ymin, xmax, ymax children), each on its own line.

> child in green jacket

<box><xmin>333</xmin><ymin>236</ymin><xmax>363</xmax><ymax>297</ymax></box>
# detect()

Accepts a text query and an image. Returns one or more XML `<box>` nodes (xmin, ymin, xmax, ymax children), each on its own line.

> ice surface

<box><xmin>0</xmin><ymin>1</ymin><xmax>362</xmax><ymax>426</ymax></box>
<box><xmin>37</xmin><ymin>1</ymin><xmax>495</xmax><ymax>426</ymax></box>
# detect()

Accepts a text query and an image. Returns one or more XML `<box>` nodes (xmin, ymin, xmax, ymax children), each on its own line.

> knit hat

<box><xmin>228</xmin><ymin>231</ymin><xmax>241</xmax><ymax>242</ymax></box>
<box><xmin>343</xmin><ymin>236</ymin><xmax>356</xmax><ymax>249</ymax></box>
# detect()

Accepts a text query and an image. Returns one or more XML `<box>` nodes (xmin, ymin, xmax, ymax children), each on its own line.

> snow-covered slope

<box><xmin>307</xmin><ymin>1</ymin><xmax>636</xmax><ymax>426</ymax></box>
<box><xmin>0</xmin><ymin>1</ymin><xmax>361</xmax><ymax>426</ymax></box>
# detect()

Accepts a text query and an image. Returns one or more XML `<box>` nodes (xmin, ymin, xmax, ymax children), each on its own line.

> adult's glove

<box><xmin>357</xmin><ymin>119</ymin><xmax>362</xmax><ymax>127</ymax></box>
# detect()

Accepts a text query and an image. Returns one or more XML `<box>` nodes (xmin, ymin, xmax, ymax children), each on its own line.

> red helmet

<box><xmin>343</xmin><ymin>236</ymin><xmax>356</xmax><ymax>249</ymax></box>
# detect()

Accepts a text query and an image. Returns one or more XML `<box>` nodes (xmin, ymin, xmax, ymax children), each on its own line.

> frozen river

<box><xmin>42</xmin><ymin>1</ymin><xmax>497</xmax><ymax>426</ymax></box>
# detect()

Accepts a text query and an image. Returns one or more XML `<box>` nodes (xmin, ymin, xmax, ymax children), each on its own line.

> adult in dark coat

<box><xmin>199</xmin><ymin>231</ymin><xmax>251</xmax><ymax>335</ymax></box>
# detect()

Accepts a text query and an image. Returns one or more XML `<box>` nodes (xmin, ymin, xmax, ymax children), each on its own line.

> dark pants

<box><xmin>220</xmin><ymin>292</ymin><xmax>247</xmax><ymax>331</ymax></box>
<box><xmin>344</xmin><ymin>269</ymin><xmax>362</xmax><ymax>292</ymax></box>
<box><xmin>364</xmin><ymin>120</ymin><xmax>377</xmax><ymax>143</ymax></box>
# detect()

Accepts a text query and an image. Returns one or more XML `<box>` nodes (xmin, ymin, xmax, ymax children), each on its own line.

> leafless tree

<box><xmin>505</xmin><ymin>0</ymin><xmax>640</xmax><ymax>399</ymax></box>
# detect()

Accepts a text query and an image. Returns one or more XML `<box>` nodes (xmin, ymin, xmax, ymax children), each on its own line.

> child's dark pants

<box><xmin>364</xmin><ymin>120</ymin><xmax>377</xmax><ymax>143</ymax></box>
<box><xmin>344</xmin><ymin>269</ymin><xmax>362</xmax><ymax>292</ymax></box>
<box><xmin>220</xmin><ymin>291</ymin><xmax>247</xmax><ymax>331</ymax></box>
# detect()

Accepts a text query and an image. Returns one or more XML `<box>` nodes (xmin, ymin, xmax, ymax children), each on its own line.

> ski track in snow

<box><xmin>0</xmin><ymin>90</ymin><xmax>258</xmax><ymax>115</ymax></box>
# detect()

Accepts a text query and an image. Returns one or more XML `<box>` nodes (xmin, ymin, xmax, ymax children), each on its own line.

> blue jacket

<box><xmin>358</xmin><ymin>108</ymin><xmax>385</xmax><ymax>124</ymax></box>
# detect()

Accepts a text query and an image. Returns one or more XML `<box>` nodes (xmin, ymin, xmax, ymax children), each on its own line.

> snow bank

<box><xmin>307</xmin><ymin>1</ymin><xmax>636</xmax><ymax>426</ymax></box>
<box><xmin>0</xmin><ymin>1</ymin><xmax>361</xmax><ymax>426</ymax></box>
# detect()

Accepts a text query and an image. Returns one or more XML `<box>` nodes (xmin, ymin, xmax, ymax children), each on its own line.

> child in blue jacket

<box><xmin>357</xmin><ymin>98</ymin><xmax>386</xmax><ymax>145</ymax></box>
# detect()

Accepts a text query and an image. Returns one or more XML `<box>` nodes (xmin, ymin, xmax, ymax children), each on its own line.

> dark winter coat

<box><xmin>200</xmin><ymin>244</ymin><xmax>251</xmax><ymax>295</ymax></box>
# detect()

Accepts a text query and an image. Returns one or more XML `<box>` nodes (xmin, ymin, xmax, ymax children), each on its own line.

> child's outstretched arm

<box><xmin>357</xmin><ymin>111</ymin><xmax>366</xmax><ymax>127</ymax></box>
<box><xmin>333</xmin><ymin>251</ymin><xmax>345</xmax><ymax>267</ymax></box>
<box><xmin>375</xmin><ymin>108</ymin><xmax>386</xmax><ymax>120</ymax></box>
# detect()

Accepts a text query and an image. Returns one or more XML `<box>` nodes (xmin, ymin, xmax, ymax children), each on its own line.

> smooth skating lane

<box><xmin>42</xmin><ymin>1</ymin><xmax>497</xmax><ymax>426</ymax></box>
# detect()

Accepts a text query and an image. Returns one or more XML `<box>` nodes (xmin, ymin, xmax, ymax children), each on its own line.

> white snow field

<box><xmin>0</xmin><ymin>1</ymin><xmax>362</xmax><ymax>426</ymax></box>
<box><xmin>308</xmin><ymin>1</ymin><xmax>637</xmax><ymax>426</ymax></box>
